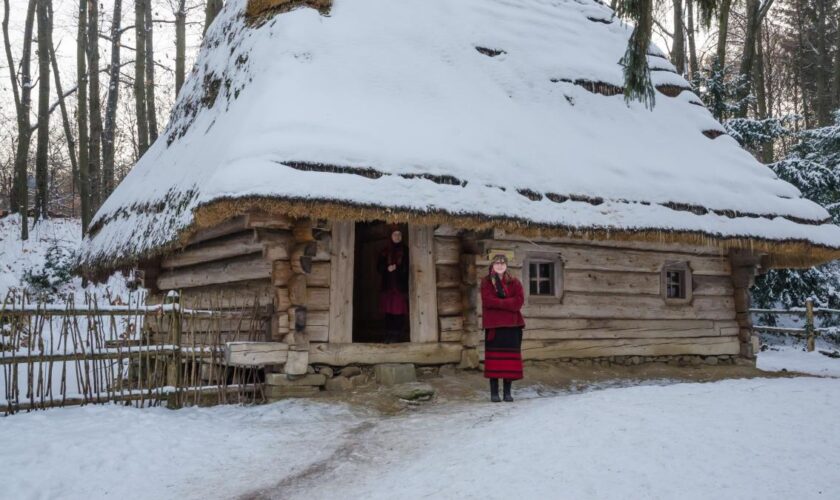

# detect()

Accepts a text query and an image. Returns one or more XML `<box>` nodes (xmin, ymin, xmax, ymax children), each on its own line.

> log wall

<box><xmin>465</xmin><ymin>228</ymin><xmax>748</xmax><ymax>361</ymax></box>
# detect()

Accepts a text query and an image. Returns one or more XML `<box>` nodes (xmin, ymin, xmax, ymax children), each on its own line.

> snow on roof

<box><xmin>79</xmin><ymin>0</ymin><xmax>840</xmax><ymax>273</ymax></box>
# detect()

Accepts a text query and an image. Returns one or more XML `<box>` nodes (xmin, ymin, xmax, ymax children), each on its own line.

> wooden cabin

<box><xmin>79</xmin><ymin>0</ymin><xmax>840</xmax><ymax>384</ymax></box>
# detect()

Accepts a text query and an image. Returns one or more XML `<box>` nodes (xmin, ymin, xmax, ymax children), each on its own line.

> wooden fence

<box><xmin>0</xmin><ymin>291</ymin><xmax>270</xmax><ymax>415</ymax></box>
<box><xmin>751</xmin><ymin>298</ymin><xmax>840</xmax><ymax>351</ymax></box>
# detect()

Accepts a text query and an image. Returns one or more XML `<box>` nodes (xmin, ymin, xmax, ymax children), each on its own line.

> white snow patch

<box><xmin>758</xmin><ymin>345</ymin><xmax>840</xmax><ymax>377</ymax></box>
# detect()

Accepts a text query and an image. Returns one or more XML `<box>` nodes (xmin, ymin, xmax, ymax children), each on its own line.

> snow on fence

<box><xmin>751</xmin><ymin>298</ymin><xmax>840</xmax><ymax>351</ymax></box>
<box><xmin>0</xmin><ymin>291</ymin><xmax>269</xmax><ymax>415</ymax></box>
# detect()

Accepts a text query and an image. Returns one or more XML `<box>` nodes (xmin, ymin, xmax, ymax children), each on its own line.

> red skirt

<box><xmin>484</xmin><ymin>327</ymin><xmax>523</xmax><ymax>380</ymax></box>
<box><xmin>379</xmin><ymin>289</ymin><xmax>408</xmax><ymax>315</ymax></box>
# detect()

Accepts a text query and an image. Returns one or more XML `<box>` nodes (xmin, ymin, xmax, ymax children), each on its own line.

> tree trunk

<box><xmin>102</xmin><ymin>0</ymin><xmax>122</xmax><ymax>199</ymax></box>
<box><xmin>715</xmin><ymin>0</ymin><xmax>731</xmax><ymax>69</ymax></box>
<box><xmin>175</xmin><ymin>0</ymin><xmax>186</xmax><ymax>95</ymax></box>
<box><xmin>204</xmin><ymin>0</ymin><xmax>222</xmax><ymax>36</ymax></box>
<box><xmin>813</xmin><ymin>0</ymin><xmax>830</xmax><ymax>126</ymax></box>
<box><xmin>735</xmin><ymin>0</ymin><xmax>760</xmax><ymax>118</ymax></box>
<box><xmin>78</xmin><ymin>0</ymin><xmax>91</xmax><ymax>233</ymax></box>
<box><xmin>833</xmin><ymin>15</ymin><xmax>840</xmax><ymax>111</ymax></box>
<box><xmin>672</xmin><ymin>0</ymin><xmax>685</xmax><ymax>75</ymax></box>
<box><xmin>754</xmin><ymin>20</ymin><xmax>772</xmax><ymax>162</ymax></box>
<box><xmin>686</xmin><ymin>0</ymin><xmax>698</xmax><ymax>80</ymax></box>
<box><xmin>3</xmin><ymin>0</ymin><xmax>22</xmax><ymax>212</ymax></box>
<box><xmin>134</xmin><ymin>0</ymin><xmax>149</xmax><ymax>156</ymax></box>
<box><xmin>47</xmin><ymin>4</ymin><xmax>78</xmax><ymax>217</ymax></box>
<box><xmin>34</xmin><ymin>0</ymin><xmax>51</xmax><ymax>221</ymax></box>
<box><xmin>14</xmin><ymin>0</ymin><xmax>36</xmax><ymax>239</ymax></box>
<box><xmin>87</xmin><ymin>0</ymin><xmax>102</xmax><ymax>209</ymax></box>
<box><xmin>144</xmin><ymin>0</ymin><xmax>157</xmax><ymax>143</ymax></box>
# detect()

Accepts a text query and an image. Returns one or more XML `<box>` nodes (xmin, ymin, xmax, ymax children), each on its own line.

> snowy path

<box><xmin>3</xmin><ymin>375</ymin><xmax>839</xmax><ymax>500</ymax></box>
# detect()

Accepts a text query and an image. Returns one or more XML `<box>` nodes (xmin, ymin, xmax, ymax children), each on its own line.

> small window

<box><xmin>661</xmin><ymin>262</ymin><xmax>693</xmax><ymax>304</ymax></box>
<box><xmin>523</xmin><ymin>253</ymin><xmax>564</xmax><ymax>303</ymax></box>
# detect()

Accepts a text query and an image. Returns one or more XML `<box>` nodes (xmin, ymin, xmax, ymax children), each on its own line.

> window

<box><xmin>523</xmin><ymin>253</ymin><xmax>564</xmax><ymax>303</ymax></box>
<box><xmin>661</xmin><ymin>262</ymin><xmax>693</xmax><ymax>304</ymax></box>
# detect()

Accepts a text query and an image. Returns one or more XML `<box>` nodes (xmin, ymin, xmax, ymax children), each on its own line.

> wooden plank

<box><xmin>440</xmin><ymin>330</ymin><xmax>463</xmax><ymax>342</ymax></box>
<box><xmin>477</xmin><ymin>292</ymin><xmax>735</xmax><ymax>321</ymax></box>
<box><xmin>226</xmin><ymin>342</ymin><xmax>289</xmax><ymax>366</ymax></box>
<box><xmin>507</xmin><ymin>336</ymin><xmax>741</xmax><ymax>360</ymax></box>
<box><xmin>476</xmin><ymin>241</ymin><xmax>731</xmax><ymax>276</ymax></box>
<box><xmin>149</xmin><ymin>279</ymin><xmax>274</xmax><ymax>309</ymax></box>
<box><xmin>328</xmin><ymin>221</ymin><xmax>354</xmax><ymax>344</ymax></box>
<box><xmin>439</xmin><ymin>315</ymin><xmax>464</xmax><ymax>332</ymax></box>
<box><xmin>162</xmin><ymin>232</ymin><xmax>261</xmax><ymax>269</ymax></box>
<box><xmin>434</xmin><ymin>225</ymin><xmax>463</xmax><ymax>237</ymax></box>
<box><xmin>434</xmin><ymin>236</ymin><xmax>461</xmax><ymax>265</ymax></box>
<box><xmin>157</xmin><ymin>255</ymin><xmax>272</xmax><ymax>290</ymax></box>
<box><xmin>187</xmin><ymin>216</ymin><xmax>248</xmax><ymax>245</ymax></box>
<box><xmin>309</xmin><ymin>342</ymin><xmax>462</xmax><ymax>365</ymax></box>
<box><xmin>436</xmin><ymin>264</ymin><xmax>461</xmax><ymax>288</ymax></box>
<box><xmin>409</xmin><ymin>224</ymin><xmax>439</xmax><ymax>342</ymax></box>
<box><xmin>520</xmin><ymin>318</ymin><xmax>739</xmax><ymax>340</ymax></box>
<box><xmin>307</xmin><ymin>325</ymin><xmax>329</xmax><ymax>342</ymax></box>
<box><xmin>437</xmin><ymin>288</ymin><xmax>462</xmax><ymax>316</ymax></box>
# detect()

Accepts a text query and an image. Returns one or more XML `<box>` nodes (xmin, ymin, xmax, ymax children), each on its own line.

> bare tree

<box><xmin>735</xmin><ymin>0</ymin><xmax>776</xmax><ymax>117</ymax></box>
<box><xmin>716</xmin><ymin>0</ymin><xmax>732</xmax><ymax>67</ymax></box>
<box><xmin>204</xmin><ymin>0</ymin><xmax>222</xmax><ymax>35</ymax></box>
<box><xmin>135</xmin><ymin>0</ymin><xmax>149</xmax><ymax>156</ymax></box>
<box><xmin>145</xmin><ymin>0</ymin><xmax>158</xmax><ymax>143</ymax></box>
<box><xmin>686</xmin><ymin>0</ymin><xmax>699</xmax><ymax>79</ymax></box>
<box><xmin>78</xmin><ymin>0</ymin><xmax>91</xmax><ymax>232</ymax></box>
<box><xmin>34</xmin><ymin>0</ymin><xmax>52</xmax><ymax>221</ymax></box>
<box><xmin>87</xmin><ymin>0</ymin><xmax>102</xmax><ymax>209</ymax></box>
<box><xmin>13</xmin><ymin>0</ymin><xmax>36</xmax><ymax>239</ymax></box>
<box><xmin>175</xmin><ymin>0</ymin><xmax>186</xmax><ymax>95</ymax></box>
<box><xmin>102</xmin><ymin>0</ymin><xmax>122</xmax><ymax>199</ymax></box>
<box><xmin>672</xmin><ymin>0</ymin><xmax>686</xmax><ymax>75</ymax></box>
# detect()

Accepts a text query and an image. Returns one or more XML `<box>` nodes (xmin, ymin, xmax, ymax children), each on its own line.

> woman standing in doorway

<box><xmin>377</xmin><ymin>226</ymin><xmax>409</xmax><ymax>343</ymax></box>
<box><xmin>481</xmin><ymin>253</ymin><xmax>525</xmax><ymax>402</ymax></box>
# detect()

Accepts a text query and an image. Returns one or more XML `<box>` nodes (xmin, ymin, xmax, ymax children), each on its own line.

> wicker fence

<box><xmin>0</xmin><ymin>291</ymin><xmax>270</xmax><ymax>415</ymax></box>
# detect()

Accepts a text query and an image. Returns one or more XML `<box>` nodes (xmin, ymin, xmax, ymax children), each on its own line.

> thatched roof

<box><xmin>79</xmin><ymin>0</ymin><xmax>840</xmax><ymax>276</ymax></box>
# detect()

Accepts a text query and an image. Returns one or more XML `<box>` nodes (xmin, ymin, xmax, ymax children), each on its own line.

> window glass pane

<box><xmin>538</xmin><ymin>279</ymin><xmax>552</xmax><ymax>295</ymax></box>
<box><xmin>529</xmin><ymin>263</ymin><xmax>538</xmax><ymax>277</ymax></box>
<box><xmin>539</xmin><ymin>263</ymin><xmax>551</xmax><ymax>279</ymax></box>
<box><xmin>530</xmin><ymin>280</ymin><xmax>538</xmax><ymax>295</ymax></box>
<box><xmin>666</xmin><ymin>270</ymin><xmax>684</xmax><ymax>298</ymax></box>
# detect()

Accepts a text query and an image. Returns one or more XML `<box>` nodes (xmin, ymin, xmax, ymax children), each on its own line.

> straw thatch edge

<box><xmin>77</xmin><ymin>195</ymin><xmax>840</xmax><ymax>280</ymax></box>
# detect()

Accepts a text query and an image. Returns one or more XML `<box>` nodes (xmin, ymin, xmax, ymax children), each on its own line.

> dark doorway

<box><xmin>353</xmin><ymin>221</ymin><xmax>410</xmax><ymax>343</ymax></box>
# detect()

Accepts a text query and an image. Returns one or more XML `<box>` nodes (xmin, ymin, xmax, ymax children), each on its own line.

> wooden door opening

<box><xmin>352</xmin><ymin>221</ymin><xmax>410</xmax><ymax>343</ymax></box>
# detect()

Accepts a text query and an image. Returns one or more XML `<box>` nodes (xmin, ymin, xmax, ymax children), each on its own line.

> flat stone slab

<box><xmin>265</xmin><ymin>373</ymin><xmax>326</xmax><ymax>387</ymax></box>
<box><xmin>265</xmin><ymin>385</ymin><xmax>319</xmax><ymax>400</ymax></box>
<box><xmin>374</xmin><ymin>363</ymin><xmax>417</xmax><ymax>386</ymax></box>
<box><xmin>391</xmin><ymin>382</ymin><xmax>435</xmax><ymax>401</ymax></box>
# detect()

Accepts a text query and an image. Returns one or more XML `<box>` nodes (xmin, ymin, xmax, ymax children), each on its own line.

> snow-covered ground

<box><xmin>3</xmin><ymin>373</ymin><xmax>840</xmax><ymax>499</ymax></box>
<box><xmin>758</xmin><ymin>345</ymin><xmax>840</xmax><ymax>377</ymax></box>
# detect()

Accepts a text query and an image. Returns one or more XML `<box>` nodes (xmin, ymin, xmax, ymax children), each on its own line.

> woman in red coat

<box><xmin>481</xmin><ymin>253</ymin><xmax>525</xmax><ymax>402</ymax></box>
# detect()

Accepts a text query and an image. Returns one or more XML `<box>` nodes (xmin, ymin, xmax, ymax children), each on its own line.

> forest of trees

<box><xmin>1</xmin><ymin>0</ymin><xmax>839</xmax><ymax>307</ymax></box>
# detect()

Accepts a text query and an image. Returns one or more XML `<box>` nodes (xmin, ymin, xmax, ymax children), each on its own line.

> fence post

<box><xmin>169</xmin><ymin>292</ymin><xmax>183</xmax><ymax>408</ymax></box>
<box><xmin>805</xmin><ymin>299</ymin><xmax>815</xmax><ymax>352</ymax></box>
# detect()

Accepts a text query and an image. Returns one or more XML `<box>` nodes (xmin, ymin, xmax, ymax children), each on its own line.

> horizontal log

<box><xmin>148</xmin><ymin>317</ymin><xmax>271</xmax><ymax>335</ymax></box>
<box><xmin>157</xmin><ymin>255</ymin><xmax>273</xmax><ymax>290</ymax></box>
<box><xmin>436</xmin><ymin>264</ymin><xmax>461</xmax><ymax>288</ymax></box>
<box><xmin>475</xmin><ymin>336</ymin><xmax>740</xmax><ymax>361</ymax></box>
<box><xmin>246</xmin><ymin>212</ymin><xmax>292</xmax><ymax>229</ymax></box>
<box><xmin>520</xmin><ymin>318</ymin><xmax>739</xmax><ymax>340</ymax></box>
<box><xmin>475</xmin><ymin>241</ymin><xmax>731</xmax><ymax>276</ymax></box>
<box><xmin>187</xmin><ymin>216</ymin><xmax>248</xmax><ymax>245</ymax></box>
<box><xmin>488</xmin><ymin>228</ymin><xmax>726</xmax><ymax>256</ymax></box>
<box><xmin>272</xmin><ymin>261</ymin><xmax>330</xmax><ymax>287</ymax></box>
<box><xmin>163</xmin><ymin>232</ymin><xmax>262</xmax><ymax>269</ymax></box>
<box><xmin>563</xmin><ymin>271</ymin><xmax>733</xmax><ymax>296</ymax></box>
<box><xmin>440</xmin><ymin>330</ymin><xmax>463</xmax><ymax>342</ymax></box>
<box><xmin>434</xmin><ymin>237</ymin><xmax>461</xmax><ymax>265</ymax></box>
<box><xmin>226</xmin><ymin>342</ymin><xmax>289</xmax><ymax>366</ymax></box>
<box><xmin>148</xmin><ymin>280</ymin><xmax>275</xmax><ymax>310</ymax></box>
<box><xmin>309</xmin><ymin>342</ymin><xmax>462</xmax><ymax>365</ymax></box>
<box><xmin>434</xmin><ymin>225</ymin><xmax>462</xmax><ymax>237</ymax></box>
<box><xmin>439</xmin><ymin>315</ymin><xmax>464</xmax><ymax>332</ymax></box>
<box><xmin>258</xmin><ymin>230</ymin><xmax>293</xmax><ymax>261</ymax></box>
<box><xmin>437</xmin><ymin>288</ymin><xmax>462</xmax><ymax>316</ymax></box>
<box><xmin>477</xmin><ymin>292</ymin><xmax>735</xmax><ymax>321</ymax></box>
<box><xmin>306</xmin><ymin>325</ymin><xmax>329</xmax><ymax>342</ymax></box>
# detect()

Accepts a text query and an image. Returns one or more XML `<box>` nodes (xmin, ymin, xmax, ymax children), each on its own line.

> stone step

<box><xmin>374</xmin><ymin>363</ymin><xmax>416</xmax><ymax>386</ymax></box>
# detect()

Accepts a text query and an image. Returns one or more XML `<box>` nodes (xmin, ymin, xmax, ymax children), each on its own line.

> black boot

<box><xmin>489</xmin><ymin>379</ymin><xmax>501</xmax><ymax>403</ymax></box>
<box><xmin>503</xmin><ymin>380</ymin><xmax>513</xmax><ymax>402</ymax></box>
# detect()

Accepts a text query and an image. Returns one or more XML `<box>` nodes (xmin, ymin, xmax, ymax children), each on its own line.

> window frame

<box><xmin>660</xmin><ymin>261</ymin><xmax>693</xmax><ymax>305</ymax></box>
<box><xmin>522</xmin><ymin>252</ymin><xmax>564</xmax><ymax>304</ymax></box>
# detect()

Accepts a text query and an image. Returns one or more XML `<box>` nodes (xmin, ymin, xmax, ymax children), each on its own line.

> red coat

<box><xmin>481</xmin><ymin>275</ymin><xmax>525</xmax><ymax>329</ymax></box>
